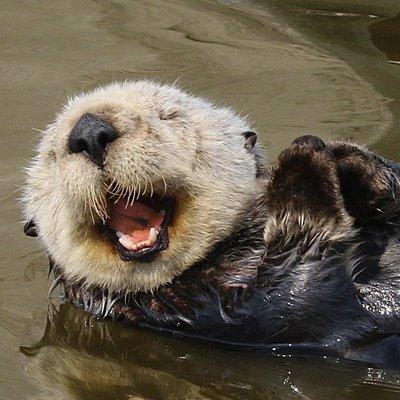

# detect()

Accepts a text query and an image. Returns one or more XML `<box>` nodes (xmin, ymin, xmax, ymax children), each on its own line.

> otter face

<box><xmin>23</xmin><ymin>81</ymin><xmax>264</xmax><ymax>293</ymax></box>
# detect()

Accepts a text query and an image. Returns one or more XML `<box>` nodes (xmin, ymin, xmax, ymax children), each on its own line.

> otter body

<box><xmin>23</xmin><ymin>81</ymin><xmax>400</xmax><ymax>366</ymax></box>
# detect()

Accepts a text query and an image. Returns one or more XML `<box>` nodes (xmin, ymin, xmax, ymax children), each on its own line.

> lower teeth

<box><xmin>117</xmin><ymin>228</ymin><xmax>159</xmax><ymax>252</ymax></box>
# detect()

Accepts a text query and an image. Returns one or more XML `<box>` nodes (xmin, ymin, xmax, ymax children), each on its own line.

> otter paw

<box><xmin>268</xmin><ymin>135</ymin><xmax>340</xmax><ymax>216</ymax></box>
<box><xmin>329</xmin><ymin>141</ymin><xmax>400</xmax><ymax>226</ymax></box>
<box><xmin>264</xmin><ymin>135</ymin><xmax>353</xmax><ymax>246</ymax></box>
<box><xmin>292</xmin><ymin>134</ymin><xmax>326</xmax><ymax>151</ymax></box>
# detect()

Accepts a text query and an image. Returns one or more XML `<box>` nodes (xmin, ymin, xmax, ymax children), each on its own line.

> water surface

<box><xmin>1</xmin><ymin>0</ymin><xmax>400</xmax><ymax>398</ymax></box>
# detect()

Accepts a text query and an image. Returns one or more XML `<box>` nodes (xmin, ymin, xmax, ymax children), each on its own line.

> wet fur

<box><xmin>58</xmin><ymin>138</ymin><xmax>400</xmax><ymax>359</ymax></box>
<box><xmin>23</xmin><ymin>82</ymin><xmax>400</xmax><ymax>362</ymax></box>
<box><xmin>23</xmin><ymin>81</ymin><xmax>264</xmax><ymax>293</ymax></box>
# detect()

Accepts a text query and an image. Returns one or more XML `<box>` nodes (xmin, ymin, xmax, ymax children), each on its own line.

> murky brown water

<box><xmin>1</xmin><ymin>0</ymin><xmax>400</xmax><ymax>398</ymax></box>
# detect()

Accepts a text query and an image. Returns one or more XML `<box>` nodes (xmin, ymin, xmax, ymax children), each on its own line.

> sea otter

<box><xmin>22</xmin><ymin>81</ymin><xmax>400</xmax><ymax>365</ymax></box>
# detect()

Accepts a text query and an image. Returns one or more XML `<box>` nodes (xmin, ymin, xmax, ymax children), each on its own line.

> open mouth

<box><xmin>103</xmin><ymin>195</ymin><xmax>172</xmax><ymax>262</ymax></box>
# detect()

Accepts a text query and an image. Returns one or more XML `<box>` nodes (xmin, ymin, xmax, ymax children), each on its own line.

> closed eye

<box><xmin>159</xmin><ymin>110</ymin><xmax>179</xmax><ymax>120</ymax></box>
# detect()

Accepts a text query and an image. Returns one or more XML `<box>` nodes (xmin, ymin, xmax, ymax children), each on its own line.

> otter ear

<box><xmin>23</xmin><ymin>219</ymin><xmax>37</xmax><ymax>237</ymax></box>
<box><xmin>242</xmin><ymin>131</ymin><xmax>257</xmax><ymax>151</ymax></box>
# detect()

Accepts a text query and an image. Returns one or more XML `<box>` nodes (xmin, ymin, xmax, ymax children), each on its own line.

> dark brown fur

<box><xmin>53</xmin><ymin>137</ymin><xmax>400</xmax><ymax>366</ymax></box>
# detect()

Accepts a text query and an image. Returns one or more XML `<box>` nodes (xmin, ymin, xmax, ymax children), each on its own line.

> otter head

<box><xmin>22</xmin><ymin>81</ymin><xmax>265</xmax><ymax>293</ymax></box>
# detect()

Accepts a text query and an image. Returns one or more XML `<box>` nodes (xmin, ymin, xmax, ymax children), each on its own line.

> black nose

<box><xmin>68</xmin><ymin>113</ymin><xmax>118</xmax><ymax>168</ymax></box>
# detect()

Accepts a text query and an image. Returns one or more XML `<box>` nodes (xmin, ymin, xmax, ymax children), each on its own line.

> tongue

<box><xmin>106</xmin><ymin>198</ymin><xmax>165</xmax><ymax>249</ymax></box>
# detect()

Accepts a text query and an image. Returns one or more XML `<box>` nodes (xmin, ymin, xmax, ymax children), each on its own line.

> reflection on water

<box><xmin>21</xmin><ymin>304</ymin><xmax>400</xmax><ymax>400</ymax></box>
<box><xmin>1</xmin><ymin>0</ymin><xmax>400</xmax><ymax>399</ymax></box>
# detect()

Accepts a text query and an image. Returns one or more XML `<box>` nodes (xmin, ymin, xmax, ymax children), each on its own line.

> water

<box><xmin>1</xmin><ymin>0</ymin><xmax>400</xmax><ymax>398</ymax></box>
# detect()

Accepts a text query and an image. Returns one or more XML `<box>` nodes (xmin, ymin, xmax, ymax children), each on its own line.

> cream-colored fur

<box><xmin>23</xmin><ymin>81</ymin><xmax>263</xmax><ymax>293</ymax></box>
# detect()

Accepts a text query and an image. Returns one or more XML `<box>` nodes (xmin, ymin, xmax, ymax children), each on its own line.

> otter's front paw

<box><xmin>268</xmin><ymin>135</ymin><xmax>341</xmax><ymax>217</ymax></box>
<box><xmin>265</xmin><ymin>135</ymin><xmax>353</xmax><ymax>245</ymax></box>
<box><xmin>329</xmin><ymin>141</ymin><xmax>400</xmax><ymax>228</ymax></box>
